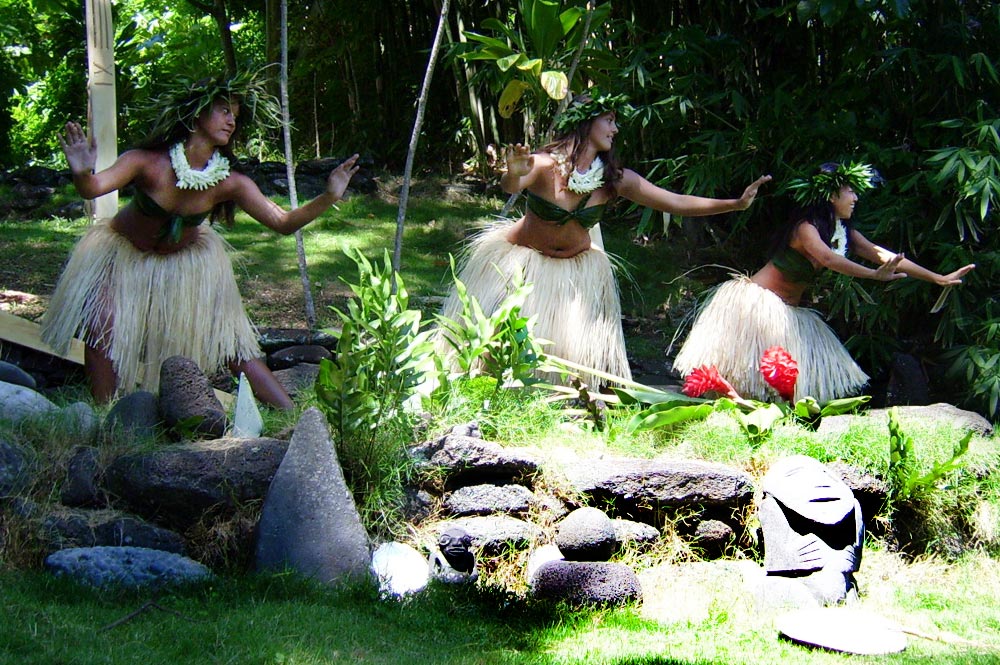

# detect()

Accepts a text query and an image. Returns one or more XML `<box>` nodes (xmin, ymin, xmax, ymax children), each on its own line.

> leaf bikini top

<box><xmin>524</xmin><ymin>190</ymin><xmax>605</xmax><ymax>229</ymax></box>
<box><xmin>132</xmin><ymin>188</ymin><xmax>209</xmax><ymax>244</ymax></box>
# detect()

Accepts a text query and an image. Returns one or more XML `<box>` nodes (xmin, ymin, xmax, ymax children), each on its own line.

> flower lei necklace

<box><xmin>169</xmin><ymin>142</ymin><xmax>230</xmax><ymax>190</ymax></box>
<box><xmin>829</xmin><ymin>219</ymin><xmax>848</xmax><ymax>256</ymax></box>
<box><xmin>567</xmin><ymin>156</ymin><xmax>605</xmax><ymax>194</ymax></box>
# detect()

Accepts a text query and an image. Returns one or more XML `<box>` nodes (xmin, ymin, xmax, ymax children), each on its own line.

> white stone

<box><xmin>371</xmin><ymin>542</ymin><xmax>429</xmax><ymax>598</ymax></box>
<box><xmin>526</xmin><ymin>544</ymin><xmax>564</xmax><ymax>584</ymax></box>
<box><xmin>776</xmin><ymin>607</ymin><xmax>907</xmax><ymax>654</ymax></box>
<box><xmin>231</xmin><ymin>373</ymin><xmax>263</xmax><ymax>438</ymax></box>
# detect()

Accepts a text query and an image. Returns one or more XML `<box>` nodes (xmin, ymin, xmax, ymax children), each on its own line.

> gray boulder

<box><xmin>40</xmin><ymin>507</ymin><xmax>186</xmax><ymax>554</ymax></box>
<box><xmin>255</xmin><ymin>408</ymin><xmax>371</xmax><ymax>585</ymax></box>
<box><xmin>158</xmin><ymin>356</ymin><xmax>227</xmax><ymax>438</ymax></box>
<box><xmin>562</xmin><ymin>458</ymin><xmax>753</xmax><ymax>510</ymax></box>
<box><xmin>555</xmin><ymin>507</ymin><xmax>616</xmax><ymax>562</ymax></box>
<box><xmin>103</xmin><ymin>437</ymin><xmax>289</xmax><ymax>528</ymax></box>
<box><xmin>530</xmin><ymin>560</ymin><xmax>642</xmax><ymax>607</ymax></box>
<box><xmin>818</xmin><ymin>404</ymin><xmax>993</xmax><ymax>437</ymax></box>
<box><xmin>60</xmin><ymin>446</ymin><xmax>105</xmax><ymax>507</ymax></box>
<box><xmin>0</xmin><ymin>360</ymin><xmax>36</xmax><ymax>389</ymax></box>
<box><xmin>409</xmin><ymin>434</ymin><xmax>540</xmax><ymax>487</ymax></box>
<box><xmin>45</xmin><ymin>546</ymin><xmax>210</xmax><ymax>589</ymax></box>
<box><xmin>439</xmin><ymin>515</ymin><xmax>543</xmax><ymax>555</ymax></box>
<box><xmin>105</xmin><ymin>391</ymin><xmax>161</xmax><ymax>439</ymax></box>
<box><xmin>58</xmin><ymin>402</ymin><xmax>99</xmax><ymax>446</ymax></box>
<box><xmin>693</xmin><ymin>519</ymin><xmax>735</xmax><ymax>557</ymax></box>
<box><xmin>269</xmin><ymin>345</ymin><xmax>332</xmax><ymax>370</ymax></box>
<box><xmin>272</xmin><ymin>364</ymin><xmax>320</xmax><ymax>400</ymax></box>
<box><xmin>611</xmin><ymin>518</ymin><xmax>660</xmax><ymax>551</ymax></box>
<box><xmin>0</xmin><ymin>439</ymin><xmax>32</xmax><ymax>496</ymax></box>
<box><xmin>0</xmin><ymin>380</ymin><xmax>57</xmax><ymax>422</ymax></box>
<box><xmin>443</xmin><ymin>483</ymin><xmax>536</xmax><ymax>516</ymax></box>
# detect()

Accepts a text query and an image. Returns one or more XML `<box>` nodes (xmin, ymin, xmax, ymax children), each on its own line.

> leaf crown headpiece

<box><xmin>142</xmin><ymin>67</ymin><xmax>282</xmax><ymax>143</ymax></box>
<box><xmin>787</xmin><ymin>161</ymin><xmax>881</xmax><ymax>205</ymax></box>
<box><xmin>552</xmin><ymin>89</ymin><xmax>635</xmax><ymax>135</ymax></box>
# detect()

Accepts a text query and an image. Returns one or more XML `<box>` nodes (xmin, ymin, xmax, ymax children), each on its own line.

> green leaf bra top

<box><xmin>524</xmin><ymin>190</ymin><xmax>605</xmax><ymax>229</ymax></box>
<box><xmin>770</xmin><ymin>245</ymin><xmax>820</xmax><ymax>285</ymax></box>
<box><xmin>132</xmin><ymin>188</ymin><xmax>209</xmax><ymax>244</ymax></box>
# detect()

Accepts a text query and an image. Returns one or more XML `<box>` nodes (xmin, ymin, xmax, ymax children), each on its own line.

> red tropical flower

<box><xmin>682</xmin><ymin>365</ymin><xmax>739</xmax><ymax>399</ymax></box>
<box><xmin>760</xmin><ymin>346</ymin><xmax>798</xmax><ymax>401</ymax></box>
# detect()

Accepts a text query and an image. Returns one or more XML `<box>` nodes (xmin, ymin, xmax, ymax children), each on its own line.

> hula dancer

<box><xmin>673</xmin><ymin>161</ymin><xmax>975</xmax><ymax>402</ymax></box>
<box><xmin>439</xmin><ymin>90</ymin><xmax>770</xmax><ymax>385</ymax></box>
<box><xmin>42</xmin><ymin>72</ymin><xmax>360</xmax><ymax>408</ymax></box>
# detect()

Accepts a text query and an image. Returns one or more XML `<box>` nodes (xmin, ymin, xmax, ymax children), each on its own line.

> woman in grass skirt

<box><xmin>438</xmin><ymin>90</ymin><xmax>771</xmax><ymax>386</ymax></box>
<box><xmin>673</xmin><ymin>162</ymin><xmax>975</xmax><ymax>403</ymax></box>
<box><xmin>42</xmin><ymin>73</ymin><xmax>359</xmax><ymax>408</ymax></box>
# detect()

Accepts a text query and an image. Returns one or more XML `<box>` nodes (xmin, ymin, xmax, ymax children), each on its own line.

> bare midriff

<box><xmin>505</xmin><ymin>211</ymin><xmax>592</xmax><ymax>258</ymax></box>
<box><xmin>109</xmin><ymin>203</ymin><xmax>205</xmax><ymax>254</ymax></box>
<box><xmin>750</xmin><ymin>262</ymin><xmax>809</xmax><ymax>306</ymax></box>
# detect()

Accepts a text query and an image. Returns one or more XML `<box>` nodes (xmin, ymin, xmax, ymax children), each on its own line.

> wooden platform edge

<box><xmin>0</xmin><ymin>310</ymin><xmax>234</xmax><ymax>408</ymax></box>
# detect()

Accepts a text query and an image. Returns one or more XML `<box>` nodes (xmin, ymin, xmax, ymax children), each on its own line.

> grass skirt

<box><xmin>41</xmin><ymin>222</ymin><xmax>261</xmax><ymax>394</ymax></box>
<box><xmin>438</xmin><ymin>223</ymin><xmax>631</xmax><ymax>385</ymax></box>
<box><xmin>672</xmin><ymin>276</ymin><xmax>868</xmax><ymax>403</ymax></box>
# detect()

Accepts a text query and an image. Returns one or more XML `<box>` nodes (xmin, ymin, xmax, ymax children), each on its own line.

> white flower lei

<box><xmin>830</xmin><ymin>219</ymin><xmax>848</xmax><ymax>256</ymax></box>
<box><xmin>169</xmin><ymin>142</ymin><xmax>231</xmax><ymax>190</ymax></box>
<box><xmin>567</xmin><ymin>156</ymin><xmax>605</xmax><ymax>194</ymax></box>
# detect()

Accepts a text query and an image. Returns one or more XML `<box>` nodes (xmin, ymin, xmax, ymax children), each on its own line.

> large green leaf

<box><xmin>522</xmin><ymin>0</ymin><xmax>564</xmax><ymax>61</ymax></box>
<box><xmin>540</xmin><ymin>70</ymin><xmax>568</xmax><ymax>99</ymax></box>
<box><xmin>499</xmin><ymin>79</ymin><xmax>531</xmax><ymax>118</ymax></box>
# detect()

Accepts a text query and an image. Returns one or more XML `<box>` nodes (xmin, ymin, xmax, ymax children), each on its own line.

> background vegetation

<box><xmin>1</xmin><ymin>0</ymin><xmax>998</xmax><ymax>415</ymax></box>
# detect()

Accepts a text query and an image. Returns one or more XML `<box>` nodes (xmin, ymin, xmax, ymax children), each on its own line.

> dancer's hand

<box><xmin>935</xmin><ymin>263</ymin><xmax>975</xmax><ymax>287</ymax></box>
<box><xmin>58</xmin><ymin>122</ymin><xmax>97</xmax><ymax>176</ymax></box>
<box><xmin>504</xmin><ymin>144</ymin><xmax>534</xmax><ymax>177</ymax></box>
<box><xmin>735</xmin><ymin>174</ymin><xmax>772</xmax><ymax>210</ymax></box>
<box><xmin>873</xmin><ymin>253</ymin><xmax>907</xmax><ymax>281</ymax></box>
<box><xmin>326</xmin><ymin>154</ymin><xmax>360</xmax><ymax>200</ymax></box>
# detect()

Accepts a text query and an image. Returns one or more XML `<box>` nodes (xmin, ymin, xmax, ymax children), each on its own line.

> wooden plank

<box><xmin>0</xmin><ymin>310</ymin><xmax>234</xmax><ymax>408</ymax></box>
<box><xmin>0</xmin><ymin>310</ymin><xmax>85</xmax><ymax>363</ymax></box>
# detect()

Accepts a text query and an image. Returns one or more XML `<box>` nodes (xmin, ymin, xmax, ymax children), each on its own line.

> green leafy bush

<box><xmin>315</xmin><ymin>249</ymin><xmax>437</xmax><ymax>537</ymax></box>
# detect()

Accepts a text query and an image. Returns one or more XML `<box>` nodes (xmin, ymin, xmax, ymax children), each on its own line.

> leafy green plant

<box><xmin>314</xmin><ymin>249</ymin><xmax>437</xmax><ymax>537</ymax></box>
<box><xmin>434</xmin><ymin>258</ymin><xmax>547</xmax><ymax>396</ymax></box>
<box><xmin>615</xmin><ymin>385</ymin><xmax>868</xmax><ymax>445</ymax></box>
<box><xmin>888</xmin><ymin>406</ymin><xmax>972</xmax><ymax>505</ymax></box>
<box><xmin>459</xmin><ymin>0</ymin><xmax>613</xmax><ymax>131</ymax></box>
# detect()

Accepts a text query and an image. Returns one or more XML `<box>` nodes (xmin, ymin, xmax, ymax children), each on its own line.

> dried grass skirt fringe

<box><xmin>438</xmin><ymin>223</ymin><xmax>631</xmax><ymax>385</ymax></box>
<box><xmin>672</xmin><ymin>276</ymin><xmax>868</xmax><ymax>403</ymax></box>
<box><xmin>41</xmin><ymin>222</ymin><xmax>261</xmax><ymax>394</ymax></box>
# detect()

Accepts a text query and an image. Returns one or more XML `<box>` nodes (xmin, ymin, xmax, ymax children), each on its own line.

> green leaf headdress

<box><xmin>142</xmin><ymin>67</ymin><xmax>282</xmax><ymax>145</ymax></box>
<box><xmin>787</xmin><ymin>161</ymin><xmax>881</xmax><ymax>205</ymax></box>
<box><xmin>552</xmin><ymin>89</ymin><xmax>635</xmax><ymax>135</ymax></box>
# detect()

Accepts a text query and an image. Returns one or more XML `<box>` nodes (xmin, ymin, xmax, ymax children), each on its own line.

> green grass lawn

<box><xmin>3</xmin><ymin>550</ymin><xmax>999</xmax><ymax>664</ymax></box>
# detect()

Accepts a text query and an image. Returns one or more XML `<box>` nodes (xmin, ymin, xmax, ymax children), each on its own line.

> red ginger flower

<box><xmin>760</xmin><ymin>346</ymin><xmax>798</xmax><ymax>401</ymax></box>
<box><xmin>683</xmin><ymin>365</ymin><xmax>739</xmax><ymax>399</ymax></box>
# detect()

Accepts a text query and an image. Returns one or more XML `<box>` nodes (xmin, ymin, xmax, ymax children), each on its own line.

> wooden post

<box><xmin>84</xmin><ymin>0</ymin><xmax>118</xmax><ymax>220</ymax></box>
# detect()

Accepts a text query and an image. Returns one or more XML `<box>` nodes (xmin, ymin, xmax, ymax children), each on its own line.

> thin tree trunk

<box><xmin>392</xmin><ymin>0</ymin><xmax>451</xmax><ymax>278</ymax></box>
<box><xmin>280</xmin><ymin>0</ymin><xmax>316</xmax><ymax>326</ymax></box>
<box><xmin>313</xmin><ymin>71</ymin><xmax>321</xmax><ymax>158</ymax></box>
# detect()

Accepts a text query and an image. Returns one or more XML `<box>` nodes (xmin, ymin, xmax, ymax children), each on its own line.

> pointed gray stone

<box><xmin>231</xmin><ymin>373</ymin><xmax>263</xmax><ymax>439</ymax></box>
<box><xmin>255</xmin><ymin>408</ymin><xmax>371</xmax><ymax>585</ymax></box>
